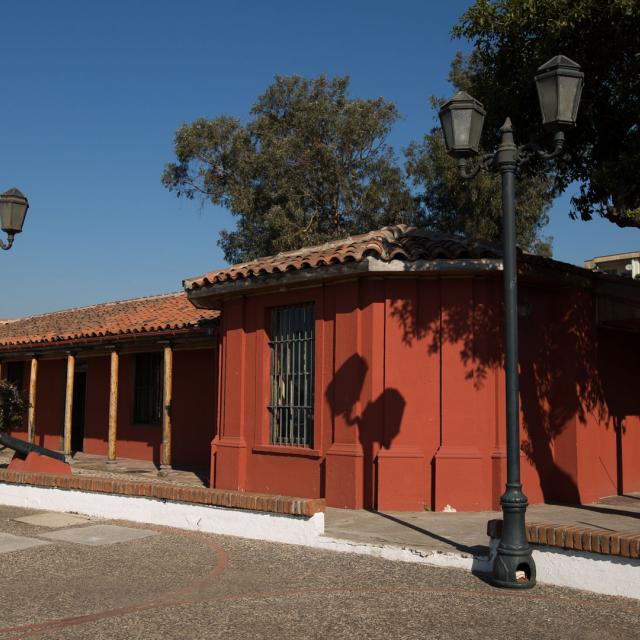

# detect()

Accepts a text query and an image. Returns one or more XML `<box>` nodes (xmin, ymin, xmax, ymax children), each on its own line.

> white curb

<box><xmin>0</xmin><ymin>483</ymin><xmax>324</xmax><ymax>546</ymax></box>
<box><xmin>531</xmin><ymin>546</ymin><xmax>640</xmax><ymax>599</ymax></box>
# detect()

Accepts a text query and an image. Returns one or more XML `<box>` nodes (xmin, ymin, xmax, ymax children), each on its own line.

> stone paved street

<box><xmin>0</xmin><ymin>505</ymin><xmax>639</xmax><ymax>639</ymax></box>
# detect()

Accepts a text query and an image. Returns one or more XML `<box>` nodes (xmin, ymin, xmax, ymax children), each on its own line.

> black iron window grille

<box><xmin>268</xmin><ymin>303</ymin><xmax>315</xmax><ymax>447</ymax></box>
<box><xmin>133</xmin><ymin>352</ymin><xmax>163</xmax><ymax>425</ymax></box>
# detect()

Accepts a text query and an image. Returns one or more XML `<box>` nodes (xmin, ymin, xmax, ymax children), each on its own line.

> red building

<box><xmin>0</xmin><ymin>293</ymin><xmax>218</xmax><ymax>472</ymax></box>
<box><xmin>2</xmin><ymin>225</ymin><xmax>640</xmax><ymax>511</ymax></box>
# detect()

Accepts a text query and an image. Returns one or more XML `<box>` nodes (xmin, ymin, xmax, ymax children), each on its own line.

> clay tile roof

<box><xmin>0</xmin><ymin>292</ymin><xmax>219</xmax><ymax>349</ymax></box>
<box><xmin>184</xmin><ymin>224</ymin><xmax>502</xmax><ymax>291</ymax></box>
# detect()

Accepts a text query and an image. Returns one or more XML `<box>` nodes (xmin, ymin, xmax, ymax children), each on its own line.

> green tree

<box><xmin>405</xmin><ymin>124</ymin><xmax>554</xmax><ymax>256</ymax></box>
<box><xmin>0</xmin><ymin>380</ymin><xmax>27</xmax><ymax>432</ymax></box>
<box><xmin>162</xmin><ymin>75</ymin><xmax>414</xmax><ymax>263</ymax></box>
<box><xmin>452</xmin><ymin>0</ymin><xmax>640</xmax><ymax>227</ymax></box>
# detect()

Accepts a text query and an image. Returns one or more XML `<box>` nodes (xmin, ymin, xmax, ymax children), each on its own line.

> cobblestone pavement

<box><xmin>1</xmin><ymin>505</ymin><xmax>639</xmax><ymax>639</ymax></box>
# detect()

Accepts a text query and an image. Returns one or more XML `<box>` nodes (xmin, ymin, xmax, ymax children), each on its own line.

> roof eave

<box><xmin>0</xmin><ymin>323</ymin><xmax>219</xmax><ymax>355</ymax></box>
<box><xmin>186</xmin><ymin>256</ymin><xmax>504</xmax><ymax>309</ymax></box>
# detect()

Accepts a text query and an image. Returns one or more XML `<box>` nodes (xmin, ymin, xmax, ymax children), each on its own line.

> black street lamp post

<box><xmin>439</xmin><ymin>55</ymin><xmax>584</xmax><ymax>589</ymax></box>
<box><xmin>0</xmin><ymin>188</ymin><xmax>29</xmax><ymax>251</ymax></box>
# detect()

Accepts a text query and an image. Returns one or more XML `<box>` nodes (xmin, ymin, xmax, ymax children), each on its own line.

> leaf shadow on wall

<box><xmin>325</xmin><ymin>353</ymin><xmax>405</xmax><ymax>509</ymax></box>
<box><xmin>597</xmin><ymin>327</ymin><xmax>640</xmax><ymax>497</ymax></box>
<box><xmin>389</xmin><ymin>279</ymin><xmax>635</xmax><ymax>505</ymax></box>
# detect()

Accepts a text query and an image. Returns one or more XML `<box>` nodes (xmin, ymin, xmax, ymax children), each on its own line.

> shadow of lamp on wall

<box><xmin>0</xmin><ymin>188</ymin><xmax>29</xmax><ymax>251</ymax></box>
<box><xmin>438</xmin><ymin>55</ymin><xmax>584</xmax><ymax>589</ymax></box>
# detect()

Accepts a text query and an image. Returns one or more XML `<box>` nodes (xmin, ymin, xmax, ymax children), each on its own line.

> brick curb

<box><xmin>487</xmin><ymin>519</ymin><xmax>640</xmax><ymax>559</ymax></box>
<box><xmin>0</xmin><ymin>469</ymin><xmax>325</xmax><ymax>517</ymax></box>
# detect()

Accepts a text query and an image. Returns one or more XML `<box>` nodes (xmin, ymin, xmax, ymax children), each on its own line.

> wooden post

<box><xmin>107</xmin><ymin>349</ymin><xmax>119</xmax><ymax>463</ymax></box>
<box><xmin>63</xmin><ymin>352</ymin><xmax>76</xmax><ymax>457</ymax></box>
<box><xmin>27</xmin><ymin>356</ymin><xmax>38</xmax><ymax>444</ymax></box>
<box><xmin>160</xmin><ymin>343</ymin><xmax>173</xmax><ymax>470</ymax></box>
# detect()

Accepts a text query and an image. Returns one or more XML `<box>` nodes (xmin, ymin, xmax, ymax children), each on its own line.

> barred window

<box><xmin>268</xmin><ymin>303</ymin><xmax>315</xmax><ymax>447</ymax></box>
<box><xmin>133</xmin><ymin>352</ymin><xmax>163</xmax><ymax>425</ymax></box>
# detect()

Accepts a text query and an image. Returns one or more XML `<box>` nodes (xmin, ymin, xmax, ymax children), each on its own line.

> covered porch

<box><xmin>0</xmin><ymin>292</ymin><xmax>219</xmax><ymax>476</ymax></box>
<box><xmin>0</xmin><ymin>448</ymin><xmax>208</xmax><ymax>487</ymax></box>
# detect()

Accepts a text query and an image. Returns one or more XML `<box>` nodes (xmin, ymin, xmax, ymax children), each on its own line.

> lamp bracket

<box><xmin>517</xmin><ymin>131</ymin><xmax>565</xmax><ymax>167</ymax></box>
<box><xmin>0</xmin><ymin>233</ymin><xmax>14</xmax><ymax>251</ymax></box>
<box><xmin>457</xmin><ymin>130</ymin><xmax>565</xmax><ymax>180</ymax></box>
<box><xmin>457</xmin><ymin>153</ymin><xmax>495</xmax><ymax>179</ymax></box>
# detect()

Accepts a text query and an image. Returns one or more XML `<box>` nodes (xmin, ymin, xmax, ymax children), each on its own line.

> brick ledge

<box><xmin>488</xmin><ymin>519</ymin><xmax>640</xmax><ymax>559</ymax></box>
<box><xmin>0</xmin><ymin>469</ymin><xmax>325</xmax><ymax>517</ymax></box>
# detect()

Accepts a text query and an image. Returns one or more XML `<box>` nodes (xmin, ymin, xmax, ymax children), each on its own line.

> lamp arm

<box><xmin>0</xmin><ymin>233</ymin><xmax>14</xmax><ymax>251</ymax></box>
<box><xmin>457</xmin><ymin>153</ymin><xmax>495</xmax><ymax>179</ymax></box>
<box><xmin>517</xmin><ymin>130</ymin><xmax>565</xmax><ymax>167</ymax></box>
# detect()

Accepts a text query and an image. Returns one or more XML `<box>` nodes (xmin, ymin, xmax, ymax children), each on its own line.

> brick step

<box><xmin>488</xmin><ymin>518</ymin><xmax>640</xmax><ymax>559</ymax></box>
<box><xmin>0</xmin><ymin>469</ymin><xmax>324</xmax><ymax>517</ymax></box>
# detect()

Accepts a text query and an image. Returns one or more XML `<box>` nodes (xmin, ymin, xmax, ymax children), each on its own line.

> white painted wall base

<box><xmin>314</xmin><ymin>538</ymin><xmax>640</xmax><ymax>599</ymax></box>
<box><xmin>0</xmin><ymin>483</ymin><xmax>324</xmax><ymax>546</ymax></box>
<box><xmin>1</xmin><ymin>483</ymin><xmax>638</xmax><ymax>600</ymax></box>
<box><xmin>532</xmin><ymin>546</ymin><xmax>640</xmax><ymax>599</ymax></box>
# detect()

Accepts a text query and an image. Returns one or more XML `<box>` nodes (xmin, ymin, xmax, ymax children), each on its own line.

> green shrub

<box><xmin>0</xmin><ymin>379</ymin><xmax>28</xmax><ymax>431</ymax></box>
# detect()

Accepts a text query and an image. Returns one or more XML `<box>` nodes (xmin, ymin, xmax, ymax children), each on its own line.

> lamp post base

<box><xmin>491</xmin><ymin>485</ymin><xmax>537</xmax><ymax>588</ymax></box>
<box><xmin>492</xmin><ymin>545</ymin><xmax>536</xmax><ymax>589</ymax></box>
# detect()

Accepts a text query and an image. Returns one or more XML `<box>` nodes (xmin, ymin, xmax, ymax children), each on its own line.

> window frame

<box><xmin>132</xmin><ymin>351</ymin><xmax>163</xmax><ymax>426</ymax></box>
<box><xmin>251</xmin><ymin>288</ymin><xmax>325</xmax><ymax>457</ymax></box>
<box><xmin>267</xmin><ymin>302</ymin><xmax>315</xmax><ymax>448</ymax></box>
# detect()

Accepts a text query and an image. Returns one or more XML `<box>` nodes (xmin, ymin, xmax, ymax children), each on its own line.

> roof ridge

<box><xmin>184</xmin><ymin>224</ymin><xmax>503</xmax><ymax>291</ymax></box>
<box><xmin>4</xmin><ymin>291</ymin><xmax>185</xmax><ymax>323</ymax></box>
<box><xmin>183</xmin><ymin>224</ymin><xmax>413</xmax><ymax>285</ymax></box>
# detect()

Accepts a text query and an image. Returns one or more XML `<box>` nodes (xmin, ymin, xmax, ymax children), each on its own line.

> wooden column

<box><xmin>160</xmin><ymin>343</ymin><xmax>173</xmax><ymax>470</ymax></box>
<box><xmin>27</xmin><ymin>356</ymin><xmax>38</xmax><ymax>444</ymax></box>
<box><xmin>107</xmin><ymin>349</ymin><xmax>119</xmax><ymax>463</ymax></box>
<box><xmin>63</xmin><ymin>352</ymin><xmax>76</xmax><ymax>456</ymax></box>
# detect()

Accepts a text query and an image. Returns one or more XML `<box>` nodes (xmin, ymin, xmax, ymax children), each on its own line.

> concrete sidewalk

<box><xmin>324</xmin><ymin>494</ymin><xmax>640</xmax><ymax>557</ymax></box>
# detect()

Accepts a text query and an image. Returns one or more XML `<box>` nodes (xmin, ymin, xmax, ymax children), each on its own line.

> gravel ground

<box><xmin>0</xmin><ymin>504</ymin><xmax>639</xmax><ymax>640</ymax></box>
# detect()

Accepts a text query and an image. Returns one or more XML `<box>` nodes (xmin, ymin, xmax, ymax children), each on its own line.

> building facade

<box><xmin>186</xmin><ymin>226</ymin><xmax>640</xmax><ymax>511</ymax></box>
<box><xmin>584</xmin><ymin>251</ymin><xmax>640</xmax><ymax>279</ymax></box>
<box><xmin>0</xmin><ymin>293</ymin><xmax>218</xmax><ymax>471</ymax></box>
<box><xmin>2</xmin><ymin>226</ymin><xmax>640</xmax><ymax>511</ymax></box>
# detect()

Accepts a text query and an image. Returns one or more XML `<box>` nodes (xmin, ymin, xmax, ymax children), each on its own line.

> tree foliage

<box><xmin>0</xmin><ymin>380</ymin><xmax>27</xmax><ymax>432</ymax></box>
<box><xmin>453</xmin><ymin>0</ymin><xmax>640</xmax><ymax>227</ymax></box>
<box><xmin>162</xmin><ymin>75</ymin><xmax>414</xmax><ymax>263</ymax></box>
<box><xmin>405</xmin><ymin>124</ymin><xmax>554</xmax><ymax>256</ymax></box>
<box><xmin>163</xmin><ymin>72</ymin><xmax>556</xmax><ymax>260</ymax></box>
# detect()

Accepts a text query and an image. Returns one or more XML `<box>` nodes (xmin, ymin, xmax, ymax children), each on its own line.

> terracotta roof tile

<box><xmin>0</xmin><ymin>292</ymin><xmax>219</xmax><ymax>348</ymax></box>
<box><xmin>184</xmin><ymin>224</ymin><xmax>502</xmax><ymax>291</ymax></box>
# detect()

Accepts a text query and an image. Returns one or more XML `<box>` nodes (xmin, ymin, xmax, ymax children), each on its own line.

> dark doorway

<box><xmin>71</xmin><ymin>370</ymin><xmax>87</xmax><ymax>452</ymax></box>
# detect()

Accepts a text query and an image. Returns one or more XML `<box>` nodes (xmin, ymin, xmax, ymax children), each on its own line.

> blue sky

<box><xmin>1</xmin><ymin>0</ymin><xmax>637</xmax><ymax>318</ymax></box>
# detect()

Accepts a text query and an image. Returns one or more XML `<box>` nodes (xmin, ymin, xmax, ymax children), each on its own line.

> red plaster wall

<box><xmin>584</xmin><ymin>328</ymin><xmax>640</xmax><ymax>500</ymax></box>
<box><xmin>380</xmin><ymin>278</ymin><xmax>440</xmax><ymax>511</ymax></box>
<box><xmin>171</xmin><ymin>348</ymin><xmax>217</xmax><ymax>470</ymax></box>
<box><xmin>84</xmin><ymin>353</ymin><xmax>162</xmax><ymax>463</ymax></box>
<box><xmin>4</xmin><ymin>274</ymin><xmax>639</xmax><ymax>512</ymax></box>
<box><xmin>213</xmin><ymin>278</ymin><xmax>448</xmax><ymax>509</ymax></box>
<box><xmin>1</xmin><ymin>358</ymin><xmax>65</xmax><ymax>450</ymax></box>
<box><xmin>83</xmin><ymin>355</ymin><xmax>110</xmax><ymax>456</ymax></box>
<box><xmin>4</xmin><ymin>347</ymin><xmax>217</xmax><ymax>471</ymax></box>
<box><xmin>33</xmin><ymin>359</ymin><xmax>66</xmax><ymax>450</ymax></box>
<box><xmin>107</xmin><ymin>352</ymin><xmax>161</xmax><ymax>462</ymax></box>
<box><xmin>247</xmin><ymin>288</ymin><xmax>327</xmax><ymax>499</ymax></box>
<box><xmin>212</xmin><ymin>273</ymin><xmax>640</xmax><ymax>511</ymax></box>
